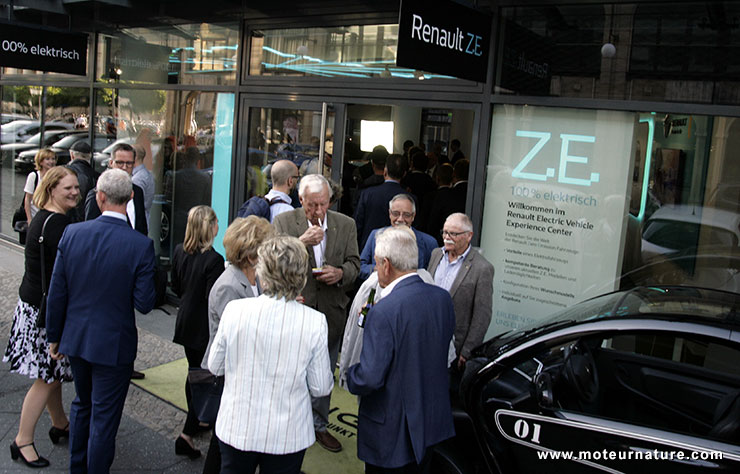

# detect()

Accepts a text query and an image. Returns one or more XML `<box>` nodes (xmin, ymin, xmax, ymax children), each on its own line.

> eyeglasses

<box><xmin>390</xmin><ymin>210</ymin><xmax>414</xmax><ymax>219</ymax></box>
<box><xmin>441</xmin><ymin>230</ymin><xmax>470</xmax><ymax>238</ymax></box>
<box><xmin>113</xmin><ymin>160</ymin><xmax>135</xmax><ymax>168</ymax></box>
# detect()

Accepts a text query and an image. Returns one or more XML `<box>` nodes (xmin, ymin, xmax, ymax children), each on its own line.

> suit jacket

<box><xmin>273</xmin><ymin>208</ymin><xmax>360</xmax><ymax>346</ymax></box>
<box><xmin>85</xmin><ymin>183</ymin><xmax>148</xmax><ymax>236</ymax></box>
<box><xmin>422</xmin><ymin>186</ymin><xmax>455</xmax><ymax>245</ymax></box>
<box><xmin>427</xmin><ymin>247</ymin><xmax>494</xmax><ymax>359</ymax></box>
<box><xmin>202</xmin><ymin>264</ymin><xmax>258</xmax><ymax>369</ymax></box>
<box><xmin>171</xmin><ymin>244</ymin><xmax>224</xmax><ymax>352</ymax></box>
<box><xmin>347</xmin><ymin>275</ymin><xmax>455</xmax><ymax>468</ymax></box>
<box><xmin>46</xmin><ymin>215</ymin><xmax>156</xmax><ymax>366</ymax></box>
<box><xmin>354</xmin><ymin>180</ymin><xmax>407</xmax><ymax>249</ymax></box>
<box><xmin>359</xmin><ymin>227</ymin><xmax>438</xmax><ymax>281</ymax></box>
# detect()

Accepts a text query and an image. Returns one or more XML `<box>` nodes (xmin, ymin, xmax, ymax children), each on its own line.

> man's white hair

<box><xmin>298</xmin><ymin>174</ymin><xmax>332</xmax><ymax>198</ymax></box>
<box><xmin>375</xmin><ymin>226</ymin><xmax>417</xmax><ymax>272</ymax></box>
<box><xmin>445</xmin><ymin>212</ymin><xmax>473</xmax><ymax>232</ymax></box>
<box><xmin>97</xmin><ymin>168</ymin><xmax>132</xmax><ymax>205</ymax></box>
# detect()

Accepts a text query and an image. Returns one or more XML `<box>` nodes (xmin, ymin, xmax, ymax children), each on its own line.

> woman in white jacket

<box><xmin>208</xmin><ymin>235</ymin><xmax>333</xmax><ymax>474</ymax></box>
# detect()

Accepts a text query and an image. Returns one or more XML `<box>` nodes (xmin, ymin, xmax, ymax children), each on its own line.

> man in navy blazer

<box><xmin>354</xmin><ymin>153</ymin><xmax>410</xmax><ymax>249</ymax></box>
<box><xmin>358</xmin><ymin>193</ymin><xmax>438</xmax><ymax>281</ymax></box>
<box><xmin>347</xmin><ymin>227</ymin><xmax>455</xmax><ymax>472</ymax></box>
<box><xmin>47</xmin><ymin>168</ymin><xmax>156</xmax><ymax>473</ymax></box>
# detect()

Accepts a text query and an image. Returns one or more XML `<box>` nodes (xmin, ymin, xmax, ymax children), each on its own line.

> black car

<box><xmin>435</xmin><ymin>285</ymin><xmax>740</xmax><ymax>473</ymax></box>
<box><xmin>14</xmin><ymin>133</ymin><xmax>116</xmax><ymax>171</ymax></box>
<box><xmin>1</xmin><ymin>129</ymin><xmax>80</xmax><ymax>167</ymax></box>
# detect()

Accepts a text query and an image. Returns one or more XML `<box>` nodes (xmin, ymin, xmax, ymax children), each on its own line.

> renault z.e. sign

<box><xmin>0</xmin><ymin>24</ymin><xmax>88</xmax><ymax>76</ymax></box>
<box><xmin>397</xmin><ymin>0</ymin><xmax>491</xmax><ymax>83</ymax></box>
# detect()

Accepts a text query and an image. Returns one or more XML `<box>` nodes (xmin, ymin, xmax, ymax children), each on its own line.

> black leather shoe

<box><xmin>10</xmin><ymin>441</ymin><xmax>50</xmax><ymax>468</ymax></box>
<box><xmin>175</xmin><ymin>436</ymin><xmax>201</xmax><ymax>459</ymax></box>
<box><xmin>130</xmin><ymin>370</ymin><xmax>145</xmax><ymax>380</ymax></box>
<box><xmin>49</xmin><ymin>423</ymin><xmax>70</xmax><ymax>444</ymax></box>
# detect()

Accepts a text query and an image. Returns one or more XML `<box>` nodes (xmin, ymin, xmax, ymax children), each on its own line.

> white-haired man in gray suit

<box><xmin>427</xmin><ymin>213</ymin><xmax>494</xmax><ymax>371</ymax></box>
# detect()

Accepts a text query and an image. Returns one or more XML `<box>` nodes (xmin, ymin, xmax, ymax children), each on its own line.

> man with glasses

<box><xmin>264</xmin><ymin>159</ymin><xmax>300</xmax><ymax>222</ymax></box>
<box><xmin>358</xmin><ymin>193</ymin><xmax>437</xmax><ymax>281</ymax></box>
<box><xmin>427</xmin><ymin>213</ymin><xmax>494</xmax><ymax>375</ymax></box>
<box><xmin>85</xmin><ymin>143</ymin><xmax>148</xmax><ymax>236</ymax></box>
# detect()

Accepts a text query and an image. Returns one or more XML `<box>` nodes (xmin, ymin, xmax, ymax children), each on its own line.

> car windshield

<box><xmin>491</xmin><ymin>286</ymin><xmax>740</xmax><ymax>346</ymax></box>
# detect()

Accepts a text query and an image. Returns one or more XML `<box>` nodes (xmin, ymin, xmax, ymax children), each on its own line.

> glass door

<box><xmin>237</xmin><ymin>99</ymin><xmax>340</xmax><ymax>213</ymax></box>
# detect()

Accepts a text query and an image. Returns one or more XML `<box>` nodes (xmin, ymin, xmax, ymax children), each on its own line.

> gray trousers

<box><xmin>312</xmin><ymin>337</ymin><xmax>340</xmax><ymax>432</ymax></box>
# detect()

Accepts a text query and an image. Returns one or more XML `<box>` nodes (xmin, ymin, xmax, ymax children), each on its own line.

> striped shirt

<box><xmin>208</xmin><ymin>294</ymin><xmax>333</xmax><ymax>454</ymax></box>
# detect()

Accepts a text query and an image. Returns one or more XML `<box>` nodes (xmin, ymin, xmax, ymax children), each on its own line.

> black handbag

<box><xmin>12</xmin><ymin>204</ymin><xmax>27</xmax><ymax>244</ymax></box>
<box><xmin>12</xmin><ymin>172</ymin><xmax>38</xmax><ymax>245</ymax></box>
<box><xmin>36</xmin><ymin>213</ymin><xmax>56</xmax><ymax>329</ymax></box>
<box><xmin>187</xmin><ymin>368</ymin><xmax>224</xmax><ymax>424</ymax></box>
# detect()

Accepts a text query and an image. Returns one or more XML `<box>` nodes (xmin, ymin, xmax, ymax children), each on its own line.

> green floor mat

<box><xmin>133</xmin><ymin>358</ymin><xmax>363</xmax><ymax>473</ymax></box>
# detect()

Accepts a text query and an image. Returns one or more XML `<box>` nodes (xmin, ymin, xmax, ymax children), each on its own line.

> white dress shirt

<box><xmin>308</xmin><ymin>214</ymin><xmax>328</xmax><ymax>268</ymax></box>
<box><xmin>208</xmin><ymin>294</ymin><xmax>334</xmax><ymax>454</ymax></box>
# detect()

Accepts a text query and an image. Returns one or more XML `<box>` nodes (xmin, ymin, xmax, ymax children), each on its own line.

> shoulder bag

<box><xmin>36</xmin><ymin>212</ymin><xmax>56</xmax><ymax>329</ymax></box>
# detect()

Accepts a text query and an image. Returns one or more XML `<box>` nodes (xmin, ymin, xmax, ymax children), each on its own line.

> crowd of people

<box><xmin>3</xmin><ymin>139</ymin><xmax>494</xmax><ymax>474</ymax></box>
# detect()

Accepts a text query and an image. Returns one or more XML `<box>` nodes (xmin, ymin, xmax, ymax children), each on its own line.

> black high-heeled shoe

<box><xmin>49</xmin><ymin>423</ymin><xmax>70</xmax><ymax>444</ymax></box>
<box><xmin>10</xmin><ymin>440</ymin><xmax>50</xmax><ymax>468</ymax></box>
<box><xmin>175</xmin><ymin>435</ymin><xmax>201</xmax><ymax>459</ymax></box>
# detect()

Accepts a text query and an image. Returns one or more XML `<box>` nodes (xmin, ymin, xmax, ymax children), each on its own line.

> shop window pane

<box><xmin>1</xmin><ymin>85</ymin><xmax>89</xmax><ymax>239</ymax></box>
<box><xmin>480</xmin><ymin>105</ymin><xmax>740</xmax><ymax>339</ymax></box>
<box><xmin>96</xmin><ymin>23</ymin><xmax>238</xmax><ymax>86</ymax></box>
<box><xmin>245</xmin><ymin>107</ymin><xmax>329</xmax><ymax>202</ymax></box>
<box><xmin>496</xmin><ymin>2</ymin><xmax>740</xmax><ymax>105</ymax></box>
<box><xmin>93</xmin><ymin>88</ymin><xmax>234</xmax><ymax>265</ymax></box>
<box><xmin>249</xmin><ymin>25</ymin><xmax>455</xmax><ymax>80</ymax></box>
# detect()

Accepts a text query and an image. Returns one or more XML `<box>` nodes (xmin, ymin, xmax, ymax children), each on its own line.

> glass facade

<box><xmin>1</xmin><ymin>4</ymin><xmax>738</xmax><ymax>343</ymax></box>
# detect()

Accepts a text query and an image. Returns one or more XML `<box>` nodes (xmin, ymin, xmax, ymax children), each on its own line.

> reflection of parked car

<box><xmin>641</xmin><ymin>205</ymin><xmax>740</xmax><ymax>263</ymax></box>
<box><xmin>1</xmin><ymin>113</ymin><xmax>31</xmax><ymax>125</ymax></box>
<box><xmin>1</xmin><ymin>119</ymin><xmax>73</xmax><ymax>144</ymax></box>
<box><xmin>435</xmin><ymin>286</ymin><xmax>740</xmax><ymax>473</ymax></box>
<box><xmin>3</xmin><ymin>129</ymin><xmax>82</xmax><ymax>167</ymax></box>
<box><xmin>14</xmin><ymin>133</ymin><xmax>116</xmax><ymax>172</ymax></box>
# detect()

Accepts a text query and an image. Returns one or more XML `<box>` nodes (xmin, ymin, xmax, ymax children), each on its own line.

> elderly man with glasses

<box><xmin>427</xmin><ymin>213</ymin><xmax>494</xmax><ymax>375</ymax></box>
<box><xmin>84</xmin><ymin>143</ymin><xmax>148</xmax><ymax>236</ymax></box>
<box><xmin>358</xmin><ymin>193</ymin><xmax>437</xmax><ymax>282</ymax></box>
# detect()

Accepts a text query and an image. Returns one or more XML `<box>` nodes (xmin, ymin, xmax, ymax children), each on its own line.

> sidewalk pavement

<box><xmin>0</xmin><ymin>238</ymin><xmax>363</xmax><ymax>473</ymax></box>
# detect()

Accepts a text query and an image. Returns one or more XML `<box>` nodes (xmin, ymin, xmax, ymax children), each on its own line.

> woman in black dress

<box><xmin>4</xmin><ymin>166</ymin><xmax>80</xmax><ymax>468</ymax></box>
<box><xmin>171</xmin><ymin>205</ymin><xmax>224</xmax><ymax>459</ymax></box>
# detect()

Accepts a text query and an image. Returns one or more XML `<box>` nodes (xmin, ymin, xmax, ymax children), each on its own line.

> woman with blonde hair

<box><xmin>199</xmin><ymin>215</ymin><xmax>276</xmax><ymax>473</ymax></box>
<box><xmin>23</xmin><ymin>148</ymin><xmax>57</xmax><ymax>224</ymax></box>
<box><xmin>208</xmin><ymin>235</ymin><xmax>333</xmax><ymax>473</ymax></box>
<box><xmin>4</xmin><ymin>166</ymin><xmax>80</xmax><ymax>468</ymax></box>
<box><xmin>171</xmin><ymin>205</ymin><xmax>224</xmax><ymax>459</ymax></box>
